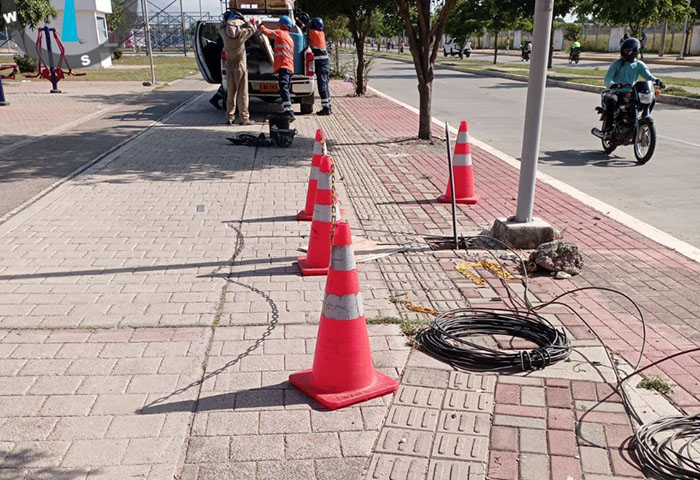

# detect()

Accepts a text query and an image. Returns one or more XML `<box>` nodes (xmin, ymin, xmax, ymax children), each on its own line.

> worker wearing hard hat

<box><xmin>309</xmin><ymin>17</ymin><xmax>331</xmax><ymax>115</ymax></box>
<box><xmin>219</xmin><ymin>9</ymin><xmax>256</xmax><ymax>125</ymax></box>
<box><xmin>257</xmin><ymin>15</ymin><xmax>296</xmax><ymax>122</ymax></box>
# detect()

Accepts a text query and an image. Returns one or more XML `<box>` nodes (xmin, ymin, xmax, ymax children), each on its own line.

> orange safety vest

<box><xmin>260</xmin><ymin>25</ymin><xmax>295</xmax><ymax>73</ymax></box>
<box><xmin>309</xmin><ymin>30</ymin><xmax>328</xmax><ymax>60</ymax></box>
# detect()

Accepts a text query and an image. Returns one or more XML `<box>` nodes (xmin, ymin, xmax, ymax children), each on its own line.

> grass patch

<box><xmin>366</xmin><ymin>316</ymin><xmax>403</xmax><ymax>324</ymax></box>
<box><xmin>1</xmin><ymin>55</ymin><xmax>198</xmax><ymax>83</ymax></box>
<box><xmin>638</xmin><ymin>376</ymin><xmax>673</xmax><ymax>395</ymax></box>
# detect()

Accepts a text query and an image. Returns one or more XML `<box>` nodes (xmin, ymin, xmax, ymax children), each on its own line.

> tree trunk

<box><xmin>493</xmin><ymin>31</ymin><xmax>499</xmax><ymax>64</ymax></box>
<box><xmin>355</xmin><ymin>38</ymin><xmax>365</xmax><ymax>95</ymax></box>
<box><xmin>659</xmin><ymin>20</ymin><xmax>668</xmax><ymax>56</ymax></box>
<box><xmin>417</xmin><ymin>80</ymin><xmax>432</xmax><ymax>140</ymax></box>
<box><xmin>335</xmin><ymin>42</ymin><xmax>340</xmax><ymax>76</ymax></box>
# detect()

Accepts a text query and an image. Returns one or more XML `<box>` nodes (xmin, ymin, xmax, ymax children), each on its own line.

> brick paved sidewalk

<box><xmin>0</xmin><ymin>76</ymin><xmax>696</xmax><ymax>480</ymax></box>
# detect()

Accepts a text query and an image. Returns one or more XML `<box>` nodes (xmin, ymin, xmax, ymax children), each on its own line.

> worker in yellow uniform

<box><xmin>219</xmin><ymin>9</ymin><xmax>256</xmax><ymax>125</ymax></box>
<box><xmin>257</xmin><ymin>15</ymin><xmax>296</xmax><ymax>122</ymax></box>
<box><xmin>309</xmin><ymin>17</ymin><xmax>331</xmax><ymax>115</ymax></box>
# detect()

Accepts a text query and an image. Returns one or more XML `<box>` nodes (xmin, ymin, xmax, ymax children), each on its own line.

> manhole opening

<box><xmin>424</xmin><ymin>236</ymin><xmax>469</xmax><ymax>251</ymax></box>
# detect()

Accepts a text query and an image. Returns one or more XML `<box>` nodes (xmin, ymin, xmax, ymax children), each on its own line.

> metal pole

<box><xmin>199</xmin><ymin>0</ymin><xmax>202</xmax><ymax>19</ymax></box>
<box><xmin>141</xmin><ymin>0</ymin><xmax>156</xmax><ymax>84</ymax></box>
<box><xmin>179</xmin><ymin>0</ymin><xmax>187</xmax><ymax>55</ymax></box>
<box><xmin>514</xmin><ymin>0</ymin><xmax>554</xmax><ymax>223</ymax></box>
<box><xmin>677</xmin><ymin>0</ymin><xmax>691</xmax><ymax>60</ymax></box>
<box><xmin>445</xmin><ymin>123</ymin><xmax>458</xmax><ymax>249</ymax></box>
<box><xmin>44</xmin><ymin>27</ymin><xmax>61</xmax><ymax>93</ymax></box>
<box><xmin>0</xmin><ymin>75</ymin><xmax>8</xmax><ymax>106</ymax></box>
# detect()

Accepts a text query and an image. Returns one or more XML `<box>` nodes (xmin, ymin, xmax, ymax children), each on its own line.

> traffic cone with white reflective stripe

<box><xmin>290</xmin><ymin>221</ymin><xmax>399</xmax><ymax>410</ymax></box>
<box><xmin>297</xmin><ymin>155</ymin><xmax>342</xmax><ymax>276</ymax></box>
<box><xmin>438</xmin><ymin>121</ymin><xmax>481</xmax><ymax>205</ymax></box>
<box><xmin>297</xmin><ymin>129</ymin><xmax>326</xmax><ymax>221</ymax></box>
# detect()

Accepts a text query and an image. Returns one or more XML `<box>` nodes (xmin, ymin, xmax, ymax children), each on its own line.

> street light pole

<box><xmin>141</xmin><ymin>0</ymin><xmax>156</xmax><ymax>85</ymax></box>
<box><xmin>179</xmin><ymin>0</ymin><xmax>187</xmax><ymax>55</ymax></box>
<box><xmin>677</xmin><ymin>0</ymin><xmax>691</xmax><ymax>60</ymax></box>
<box><xmin>514</xmin><ymin>0</ymin><xmax>554</xmax><ymax>223</ymax></box>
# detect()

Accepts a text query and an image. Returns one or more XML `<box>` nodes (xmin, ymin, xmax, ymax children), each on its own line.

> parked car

<box><xmin>194</xmin><ymin>0</ymin><xmax>316</xmax><ymax>114</ymax></box>
<box><xmin>443</xmin><ymin>39</ymin><xmax>471</xmax><ymax>58</ymax></box>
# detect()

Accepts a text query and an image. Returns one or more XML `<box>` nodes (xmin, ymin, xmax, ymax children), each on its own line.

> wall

<box><xmin>690</xmin><ymin>24</ymin><xmax>700</xmax><ymax>55</ymax></box>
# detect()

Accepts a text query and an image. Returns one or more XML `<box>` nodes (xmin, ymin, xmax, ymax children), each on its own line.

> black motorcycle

<box><xmin>521</xmin><ymin>46</ymin><xmax>531</xmax><ymax>61</ymax></box>
<box><xmin>591</xmin><ymin>80</ymin><xmax>662</xmax><ymax>164</ymax></box>
<box><xmin>569</xmin><ymin>47</ymin><xmax>581</xmax><ymax>64</ymax></box>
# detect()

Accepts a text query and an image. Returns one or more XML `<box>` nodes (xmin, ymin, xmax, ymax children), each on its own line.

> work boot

<box><xmin>240</xmin><ymin>119</ymin><xmax>256</xmax><ymax>126</ymax></box>
<box><xmin>226</xmin><ymin>118</ymin><xmax>235</xmax><ymax>126</ymax></box>
<box><xmin>316</xmin><ymin>107</ymin><xmax>332</xmax><ymax>116</ymax></box>
<box><xmin>285</xmin><ymin>111</ymin><xmax>296</xmax><ymax>123</ymax></box>
<box><xmin>210</xmin><ymin>97</ymin><xmax>222</xmax><ymax>110</ymax></box>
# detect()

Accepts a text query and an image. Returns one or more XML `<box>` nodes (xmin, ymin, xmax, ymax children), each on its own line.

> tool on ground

<box><xmin>438</xmin><ymin>121</ymin><xmax>480</xmax><ymax>205</ymax></box>
<box><xmin>445</xmin><ymin>122</ymin><xmax>459</xmax><ymax>249</ymax></box>
<box><xmin>455</xmin><ymin>261</ymin><xmax>487</xmax><ymax>286</ymax></box>
<box><xmin>290</xmin><ymin>221</ymin><xmax>399</xmax><ymax>409</ymax></box>
<box><xmin>24</xmin><ymin>26</ymin><xmax>85</xmax><ymax>92</ymax></box>
<box><xmin>297</xmin><ymin>129</ymin><xmax>326</xmax><ymax>221</ymax></box>
<box><xmin>226</xmin><ymin>126</ymin><xmax>297</xmax><ymax>148</ymax></box>
<box><xmin>0</xmin><ymin>64</ymin><xmax>17</xmax><ymax>106</ymax></box>
<box><xmin>297</xmin><ymin>155</ymin><xmax>342</xmax><ymax>276</ymax></box>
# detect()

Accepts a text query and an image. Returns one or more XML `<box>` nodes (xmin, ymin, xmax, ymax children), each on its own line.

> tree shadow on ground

<box><xmin>0</xmin><ymin>447</ymin><xmax>90</xmax><ymax>479</ymax></box>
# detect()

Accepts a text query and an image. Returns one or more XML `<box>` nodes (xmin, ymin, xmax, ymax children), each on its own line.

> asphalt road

<box><xmin>369</xmin><ymin>57</ymin><xmax>700</xmax><ymax>248</ymax></box>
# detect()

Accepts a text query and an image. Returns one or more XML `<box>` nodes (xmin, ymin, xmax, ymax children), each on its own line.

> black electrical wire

<box><xmin>414</xmin><ymin>233</ymin><xmax>700</xmax><ymax>478</ymax></box>
<box><xmin>417</xmin><ymin>307</ymin><xmax>571</xmax><ymax>372</ymax></box>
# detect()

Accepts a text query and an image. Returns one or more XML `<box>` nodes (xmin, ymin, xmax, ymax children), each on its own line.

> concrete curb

<box><xmin>471</xmin><ymin>49</ymin><xmax>700</xmax><ymax>67</ymax></box>
<box><xmin>370</xmin><ymin>53</ymin><xmax>700</xmax><ymax>109</ymax></box>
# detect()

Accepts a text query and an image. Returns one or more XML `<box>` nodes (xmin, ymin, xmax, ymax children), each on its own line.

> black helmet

<box><xmin>620</xmin><ymin>38</ymin><xmax>640</xmax><ymax>62</ymax></box>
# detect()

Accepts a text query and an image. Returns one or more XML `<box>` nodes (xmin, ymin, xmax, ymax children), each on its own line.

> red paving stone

<box><xmin>550</xmin><ymin>455</ymin><xmax>583</xmax><ymax>480</ymax></box>
<box><xmin>331</xmin><ymin>81</ymin><xmax>700</xmax><ymax>411</ymax></box>
<box><xmin>547</xmin><ymin>430</ymin><xmax>578</xmax><ymax>457</ymax></box>
<box><xmin>490</xmin><ymin>426</ymin><xmax>519</xmax><ymax>452</ymax></box>
<box><xmin>488</xmin><ymin>450</ymin><xmax>520</xmax><ymax>479</ymax></box>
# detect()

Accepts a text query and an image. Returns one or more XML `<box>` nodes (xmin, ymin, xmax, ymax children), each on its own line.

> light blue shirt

<box><xmin>605</xmin><ymin>59</ymin><xmax>658</xmax><ymax>92</ymax></box>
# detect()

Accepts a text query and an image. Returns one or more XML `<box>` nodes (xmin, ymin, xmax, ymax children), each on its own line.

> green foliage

<box><xmin>13</xmin><ymin>53</ymin><xmax>37</xmax><ymax>73</ymax></box>
<box><xmin>446</xmin><ymin>0</ymin><xmax>485</xmax><ymax>49</ymax></box>
<box><xmin>576</xmin><ymin>0</ymin><xmax>690</xmax><ymax>37</ymax></box>
<box><xmin>562</xmin><ymin>22</ymin><xmax>583</xmax><ymax>42</ymax></box>
<box><xmin>324</xmin><ymin>16</ymin><xmax>349</xmax><ymax>41</ymax></box>
<box><xmin>0</xmin><ymin>0</ymin><xmax>56</xmax><ymax>30</ymax></box>
<box><xmin>637</xmin><ymin>376</ymin><xmax>673</xmax><ymax>395</ymax></box>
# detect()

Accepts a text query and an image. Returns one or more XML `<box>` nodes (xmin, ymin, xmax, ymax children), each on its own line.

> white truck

<box><xmin>194</xmin><ymin>0</ymin><xmax>316</xmax><ymax>114</ymax></box>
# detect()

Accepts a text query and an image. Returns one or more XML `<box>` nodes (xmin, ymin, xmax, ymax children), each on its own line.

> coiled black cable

<box><xmin>418</xmin><ymin>307</ymin><xmax>571</xmax><ymax>372</ymax></box>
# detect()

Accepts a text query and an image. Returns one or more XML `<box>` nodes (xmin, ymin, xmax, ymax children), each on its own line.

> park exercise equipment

<box><xmin>0</xmin><ymin>63</ymin><xmax>18</xmax><ymax>106</ymax></box>
<box><xmin>24</xmin><ymin>26</ymin><xmax>85</xmax><ymax>92</ymax></box>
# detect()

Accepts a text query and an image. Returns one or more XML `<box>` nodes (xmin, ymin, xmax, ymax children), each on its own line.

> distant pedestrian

<box><xmin>258</xmin><ymin>15</ymin><xmax>296</xmax><ymax>122</ymax></box>
<box><xmin>620</xmin><ymin>32</ymin><xmax>629</xmax><ymax>46</ymax></box>
<box><xmin>309</xmin><ymin>17</ymin><xmax>332</xmax><ymax>116</ymax></box>
<box><xmin>640</xmin><ymin>31</ymin><xmax>647</xmax><ymax>60</ymax></box>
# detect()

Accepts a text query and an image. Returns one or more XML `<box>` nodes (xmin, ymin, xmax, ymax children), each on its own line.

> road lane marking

<box><xmin>368</xmin><ymin>85</ymin><xmax>700</xmax><ymax>264</ymax></box>
<box><xmin>659</xmin><ymin>135</ymin><xmax>700</xmax><ymax>149</ymax></box>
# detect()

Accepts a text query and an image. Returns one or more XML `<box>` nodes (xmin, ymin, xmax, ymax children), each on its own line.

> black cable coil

<box><xmin>417</xmin><ymin>307</ymin><xmax>572</xmax><ymax>372</ymax></box>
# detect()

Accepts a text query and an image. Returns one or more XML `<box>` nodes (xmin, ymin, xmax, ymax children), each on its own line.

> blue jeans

<box><xmin>278</xmin><ymin>68</ymin><xmax>293</xmax><ymax>113</ymax></box>
<box><xmin>315</xmin><ymin>59</ymin><xmax>331</xmax><ymax>108</ymax></box>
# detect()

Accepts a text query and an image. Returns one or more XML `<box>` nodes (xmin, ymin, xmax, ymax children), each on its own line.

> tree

<box><xmin>576</xmin><ymin>0</ymin><xmax>689</xmax><ymax>38</ymax></box>
<box><xmin>0</xmin><ymin>0</ymin><xmax>56</xmax><ymax>30</ymax></box>
<box><xmin>562</xmin><ymin>22</ymin><xmax>583</xmax><ymax>42</ymax></box>
<box><xmin>445</xmin><ymin>0</ymin><xmax>486</xmax><ymax>58</ymax></box>
<box><xmin>391</xmin><ymin>0</ymin><xmax>458</xmax><ymax>140</ymax></box>
<box><xmin>299</xmin><ymin>0</ymin><xmax>390</xmax><ymax>95</ymax></box>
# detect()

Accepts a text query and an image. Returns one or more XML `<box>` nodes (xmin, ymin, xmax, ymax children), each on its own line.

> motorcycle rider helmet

<box><xmin>279</xmin><ymin>15</ymin><xmax>294</xmax><ymax>29</ymax></box>
<box><xmin>620</xmin><ymin>38</ymin><xmax>640</xmax><ymax>62</ymax></box>
<box><xmin>310</xmin><ymin>17</ymin><xmax>324</xmax><ymax>31</ymax></box>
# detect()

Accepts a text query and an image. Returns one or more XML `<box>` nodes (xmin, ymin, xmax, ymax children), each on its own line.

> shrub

<box><xmin>112</xmin><ymin>49</ymin><xmax>123</xmax><ymax>61</ymax></box>
<box><xmin>13</xmin><ymin>54</ymin><xmax>37</xmax><ymax>73</ymax></box>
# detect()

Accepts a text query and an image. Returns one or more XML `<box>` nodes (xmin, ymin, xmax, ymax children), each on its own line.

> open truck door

<box><xmin>194</xmin><ymin>21</ymin><xmax>223</xmax><ymax>85</ymax></box>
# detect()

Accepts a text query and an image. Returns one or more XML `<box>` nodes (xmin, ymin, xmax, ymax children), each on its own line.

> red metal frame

<box><xmin>24</xmin><ymin>27</ymin><xmax>86</xmax><ymax>84</ymax></box>
<box><xmin>0</xmin><ymin>64</ymin><xmax>18</xmax><ymax>80</ymax></box>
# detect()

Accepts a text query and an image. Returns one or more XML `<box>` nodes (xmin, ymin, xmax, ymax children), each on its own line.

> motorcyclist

<box><xmin>602</xmin><ymin>37</ymin><xmax>664</xmax><ymax>129</ymax></box>
<box><xmin>570</xmin><ymin>40</ymin><xmax>581</xmax><ymax>56</ymax></box>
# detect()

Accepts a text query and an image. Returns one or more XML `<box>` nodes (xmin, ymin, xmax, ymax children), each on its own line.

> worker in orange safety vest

<box><xmin>257</xmin><ymin>15</ymin><xmax>296</xmax><ymax>122</ymax></box>
<box><xmin>309</xmin><ymin>17</ymin><xmax>331</xmax><ymax>115</ymax></box>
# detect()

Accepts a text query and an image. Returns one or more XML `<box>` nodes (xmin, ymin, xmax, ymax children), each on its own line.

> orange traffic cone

<box><xmin>297</xmin><ymin>129</ymin><xmax>327</xmax><ymax>221</ymax></box>
<box><xmin>438</xmin><ymin>121</ymin><xmax>481</xmax><ymax>205</ymax></box>
<box><xmin>290</xmin><ymin>221</ymin><xmax>399</xmax><ymax>410</ymax></box>
<box><xmin>297</xmin><ymin>155</ymin><xmax>342</xmax><ymax>276</ymax></box>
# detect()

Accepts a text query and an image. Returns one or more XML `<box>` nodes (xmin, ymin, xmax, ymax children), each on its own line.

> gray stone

<box><xmin>490</xmin><ymin>217</ymin><xmax>560</xmax><ymax>250</ymax></box>
<box><xmin>528</xmin><ymin>240</ymin><xmax>584</xmax><ymax>275</ymax></box>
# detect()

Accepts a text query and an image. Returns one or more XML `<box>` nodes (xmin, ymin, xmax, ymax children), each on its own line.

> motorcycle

<box><xmin>521</xmin><ymin>47</ymin><xmax>531</xmax><ymax>61</ymax></box>
<box><xmin>591</xmin><ymin>80</ymin><xmax>662</xmax><ymax>164</ymax></box>
<box><xmin>569</xmin><ymin>47</ymin><xmax>581</xmax><ymax>64</ymax></box>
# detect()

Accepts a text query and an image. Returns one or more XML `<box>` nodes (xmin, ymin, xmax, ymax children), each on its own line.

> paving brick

<box><xmin>488</xmin><ymin>450</ymin><xmax>518</xmax><ymax>480</ymax></box>
<box><xmin>494</xmin><ymin>404</ymin><xmax>545</xmax><ymax>418</ymax></box>
<box><xmin>122</xmin><ymin>437</ymin><xmax>180</xmax><ymax>465</ymax></box>
<box><xmin>339</xmin><ymin>430</ymin><xmax>378</xmax><ymax>457</ymax></box>
<box><xmin>315</xmin><ymin>457</ymin><xmax>367</xmax><ymax>480</ymax></box>
<box><xmin>442</xmin><ymin>390</ymin><xmax>493</xmax><ymax>413</ymax></box>
<box><xmin>432</xmin><ymin>433</ymin><xmax>488</xmax><ymax>462</ymax></box>
<box><xmin>0</xmin><ymin>376</ymin><xmax>36</xmax><ymax>394</ymax></box>
<box><xmin>204</xmin><ymin>411</ymin><xmax>258</xmax><ymax>436</ymax></box>
<box><xmin>578</xmin><ymin>421</ymin><xmax>606</xmax><ymax>448</ymax></box>
<box><xmin>520</xmin><ymin>428</ymin><xmax>548</xmax><ymax>454</ymax></box>
<box><xmin>546</xmin><ymin>386</ymin><xmax>573</xmax><ymax>408</ymax></box>
<box><xmin>394</xmin><ymin>385</ymin><xmax>444</xmax><ymax>409</ymax></box>
<box><xmin>580</xmin><ymin>446</ymin><xmax>612</xmax><ymax>474</ymax></box>
<box><xmin>375</xmin><ymin>427</ymin><xmax>433</xmax><ymax>457</ymax></box>
<box><xmin>547</xmin><ymin>430</ymin><xmax>578</xmax><ymax>457</ymax></box>
<box><xmin>366</xmin><ymin>454</ymin><xmax>429</xmax><ymax>480</ymax></box>
<box><xmin>490</xmin><ymin>426</ymin><xmax>518</xmax><ymax>452</ymax></box>
<box><xmin>311</xmin><ymin>407</ymin><xmax>364</xmax><ymax>432</ymax></box>
<box><xmin>77</xmin><ymin>376</ymin><xmax>130</xmax><ymax>395</ymax></box>
<box><xmin>437</xmin><ymin>411</ymin><xmax>490</xmax><ymax>437</ymax></box>
<box><xmin>0</xmin><ymin>417</ymin><xmax>57</xmax><ymax>441</ymax></box>
<box><xmin>493</xmin><ymin>414</ymin><xmax>546</xmax><ymax>430</ymax></box>
<box><xmin>520</xmin><ymin>453</ymin><xmax>549</xmax><ymax>480</ymax></box>
<box><xmin>106</xmin><ymin>415</ymin><xmax>165</xmax><ymax>438</ymax></box>
<box><xmin>520</xmin><ymin>386</ymin><xmax>546</xmax><ymax>407</ymax></box>
<box><xmin>91</xmin><ymin>394</ymin><xmax>147</xmax><ymax>415</ymax></box>
<box><xmin>608</xmin><ymin>448</ymin><xmax>644</xmax><ymax>477</ymax></box>
<box><xmin>547</xmin><ymin>407</ymin><xmax>576</xmax><ymax>430</ymax></box>
<box><xmin>62</xmin><ymin>439</ymin><xmax>128</xmax><ymax>467</ymax></box>
<box><xmin>49</xmin><ymin>416</ymin><xmax>112</xmax><ymax>440</ymax></box>
<box><xmin>495</xmin><ymin>383</ymin><xmax>520</xmax><ymax>405</ymax></box>
<box><xmin>196</xmin><ymin>462</ymin><xmax>256</xmax><ymax>480</ymax></box>
<box><xmin>185</xmin><ymin>436</ymin><xmax>229</xmax><ymax>464</ymax></box>
<box><xmin>386</xmin><ymin>405</ymin><xmax>439</xmax><ymax>431</ymax></box>
<box><xmin>257</xmin><ymin>460</ymin><xmax>315</xmax><ymax>480</ymax></box>
<box><xmin>40</xmin><ymin>395</ymin><xmax>96</xmax><ymax>416</ymax></box>
<box><xmin>7</xmin><ymin>440</ymin><xmax>70</xmax><ymax>468</ymax></box>
<box><xmin>428</xmin><ymin>459</ymin><xmax>484</xmax><ymax>480</ymax></box>
<box><xmin>259</xmin><ymin>410</ymin><xmax>310</xmax><ymax>434</ymax></box>
<box><xmin>285</xmin><ymin>432</ymin><xmax>341</xmax><ymax>459</ymax></box>
<box><xmin>571</xmin><ymin>380</ymin><xmax>597</xmax><ymax>401</ymax></box>
<box><xmin>449</xmin><ymin>371</ymin><xmax>495</xmax><ymax>393</ymax></box>
<box><xmin>402</xmin><ymin>367</ymin><xmax>450</xmax><ymax>389</ymax></box>
<box><xmin>550</xmin><ymin>455</ymin><xmax>583</xmax><ymax>480</ymax></box>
